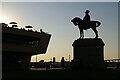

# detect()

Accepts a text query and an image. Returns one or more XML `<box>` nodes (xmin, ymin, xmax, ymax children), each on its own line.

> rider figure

<box><xmin>83</xmin><ymin>10</ymin><xmax>90</xmax><ymax>21</ymax></box>
<box><xmin>83</xmin><ymin>10</ymin><xmax>90</xmax><ymax>29</ymax></box>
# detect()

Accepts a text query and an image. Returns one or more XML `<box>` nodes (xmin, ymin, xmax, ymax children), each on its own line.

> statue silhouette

<box><xmin>71</xmin><ymin>10</ymin><xmax>101</xmax><ymax>39</ymax></box>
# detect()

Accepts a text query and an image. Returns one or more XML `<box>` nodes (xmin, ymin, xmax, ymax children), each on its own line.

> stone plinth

<box><xmin>72</xmin><ymin>38</ymin><xmax>105</xmax><ymax>69</ymax></box>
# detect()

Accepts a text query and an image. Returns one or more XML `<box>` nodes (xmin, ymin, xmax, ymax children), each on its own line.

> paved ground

<box><xmin>2</xmin><ymin>69</ymin><xmax>120</xmax><ymax>80</ymax></box>
<box><xmin>30</xmin><ymin>68</ymin><xmax>62</xmax><ymax>70</ymax></box>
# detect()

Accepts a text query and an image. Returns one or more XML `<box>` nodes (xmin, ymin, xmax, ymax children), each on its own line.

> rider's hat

<box><xmin>85</xmin><ymin>10</ymin><xmax>90</xmax><ymax>13</ymax></box>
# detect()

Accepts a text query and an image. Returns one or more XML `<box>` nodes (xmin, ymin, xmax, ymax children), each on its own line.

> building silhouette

<box><xmin>2</xmin><ymin>23</ymin><xmax>51</xmax><ymax>70</ymax></box>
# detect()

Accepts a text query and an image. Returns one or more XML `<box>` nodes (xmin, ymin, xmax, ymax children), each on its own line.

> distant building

<box><xmin>2</xmin><ymin>23</ymin><xmax>51</xmax><ymax>70</ymax></box>
<box><xmin>39</xmin><ymin>60</ymin><xmax>44</xmax><ymax>63</ymax></box>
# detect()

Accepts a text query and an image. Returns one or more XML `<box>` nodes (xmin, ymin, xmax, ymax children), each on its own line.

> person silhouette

<box><xmin>83</xmin><ymin>10</ymin><xmax>90</xmax><ymax>21</ymax></box>
<box><xmin>61</xmin><ymin>57</ymin><xmax>65</xmax><ymax>70</ymax></box>
<box><xmin>83</xmin><ymin>10</ymin><xmax>91</xmax><ymax>29</ymax></box>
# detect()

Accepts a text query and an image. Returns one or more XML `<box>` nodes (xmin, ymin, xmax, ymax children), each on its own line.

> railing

<box><xmin>105</xmin><ymin>59</ymin><xmax>120</xmax><ymax>62</ymax></box>
<box><xmin>105</xmin><ymin>59</ymin><xmax>120</xmax><ymax>69</ymax></box>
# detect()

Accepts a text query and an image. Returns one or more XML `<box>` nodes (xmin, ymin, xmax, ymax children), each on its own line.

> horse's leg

<box><xmin>82</xmin><ymin>30</ymin><xmax>84</xmax><ymax>39</ymax></box>
<box><xmin>80</xmin><ymin>31</ymin><xmax>82</xmax><ymax>39</ymax></box>
<box><xmin>80</xmin><ymin>29</ymin><xmax>84</xmax><ymax>39</ymax></box>
<box><xmin>79</xmin><ymin>29</ymin><xmax>81</xmax><ymax>39</ymax></box>
<box><xmin>83</xmin><ymin>30</ymin><xmax>84</xmax><ymax>38</ymax></box>
<box><xmin>91</xmin><ymin>27</ymin><xmax>98</xmax><ymax>38</ymax></box>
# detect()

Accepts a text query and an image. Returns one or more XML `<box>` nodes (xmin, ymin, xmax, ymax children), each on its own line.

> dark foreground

<box><xmin>2</xmin><ymin>69</ymin><xmax>119</xmax><ymax>80</ymax></box>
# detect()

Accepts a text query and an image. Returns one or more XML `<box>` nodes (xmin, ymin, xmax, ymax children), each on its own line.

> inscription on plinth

<box><xmin>72</xmin><ymin>38</ymin><xmax>105</xmax><ymax>69</ymax></box>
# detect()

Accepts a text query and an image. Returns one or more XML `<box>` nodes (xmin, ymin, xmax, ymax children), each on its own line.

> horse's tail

<box><xmin>96</xmin><ymin>21</ymin><xmax>101</xmax><ymax>27</ymax></box>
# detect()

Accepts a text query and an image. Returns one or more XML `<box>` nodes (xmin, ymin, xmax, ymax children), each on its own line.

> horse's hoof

<box><xmin>78</xmin><ymin>37</ymin><xmax>81</xmax><ymax>40</ymax></box>
<box><xmin>95</xmin><ymin>37</ymin><xmax>98</xmax><ymax>39</ymax></box>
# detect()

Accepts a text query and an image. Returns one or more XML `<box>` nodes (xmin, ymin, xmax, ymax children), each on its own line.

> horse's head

<box><xmin>71</xmin><ymin>17</ymin><xmax>82</xmax><ymax>26</ymax></box>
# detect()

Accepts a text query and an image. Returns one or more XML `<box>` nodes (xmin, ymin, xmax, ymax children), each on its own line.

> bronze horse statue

<box><xmin>71</xmin><ymin>17</ymin><xmax>101</xmax><ymax>39</ymax></box>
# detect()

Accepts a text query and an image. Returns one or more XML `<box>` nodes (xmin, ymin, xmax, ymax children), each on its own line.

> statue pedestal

<box><xmin>72</xmin><ymin>38</ymin><xmax>105</xmax><ymax>69</ymax></box>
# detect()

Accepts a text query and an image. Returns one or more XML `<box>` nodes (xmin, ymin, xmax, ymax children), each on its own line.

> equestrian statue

<box><xmin>71</xmin><ymin>10</ymin><xmax>101</xmax><ymax>39</ymax></box>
